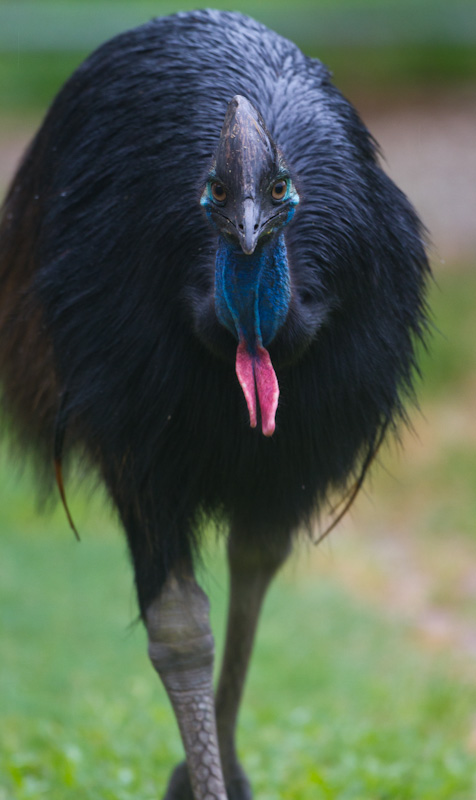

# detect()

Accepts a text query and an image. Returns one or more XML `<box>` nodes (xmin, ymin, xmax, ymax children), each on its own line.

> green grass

<box><xmin>0</xmin><ymin>119</ymin><xmax>475</xmax><ymax>792</ymax></box>
<box><xmin>1</xmin><ymin>267</ymin><xmax>476</xmax><ymax>798</ymax></box>
<box><xmin>366</xmin><ymin>265</ymin><xmax>476</xmax><ymax>542</ymax></box>
<box><xmin>1</xmin><ymin>452</ymin><xmax>475</xmax><ymax>799</ymax></box>
<box><xmin>418</xmin><ymin>267</ymin><xmax>476</xmax><ymax>401</ymax></box>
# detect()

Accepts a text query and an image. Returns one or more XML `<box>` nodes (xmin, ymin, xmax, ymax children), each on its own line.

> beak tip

<box><xmin>238</xmin><ymin>231</ymin><xmax>258</xmax><ymax>256</ymax></box>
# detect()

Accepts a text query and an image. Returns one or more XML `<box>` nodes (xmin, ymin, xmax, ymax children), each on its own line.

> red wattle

<box><xmin>235</xmin><ymin>342</ymin><xmax>279</xmax><ymax>436</ymax></box>
<box><xmin>235</xmin><ymin>343</ymin><xmax>257</xmax><ymax>429</ymax></box>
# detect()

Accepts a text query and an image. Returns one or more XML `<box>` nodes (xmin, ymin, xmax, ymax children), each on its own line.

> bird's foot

<box><xmin>163</xmin><ymin>760</ymin><xmax>253</xmax><ymax>800</ymax></box>
<box><xmin>162</xmin><ymin>763</ymin><xmax>193</xmax><ymax>800</ymax></box>
<box><xmin>224</xmin><ymin>765</ymin><xmax>253</xmax><ymax>800</ymax></box>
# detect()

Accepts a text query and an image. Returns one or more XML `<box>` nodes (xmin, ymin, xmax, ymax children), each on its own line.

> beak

<box><xmin>214</xmin><ymin>95</ymin><xmax>278</xmax><ymax>256</ymax></box>
<box><xmin>237</xmin><ymin>198</ymin><xmax>261</xmax><ymax>255</ymax></box>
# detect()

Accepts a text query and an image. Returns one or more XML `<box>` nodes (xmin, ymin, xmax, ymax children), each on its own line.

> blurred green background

<box><xmin>1</xmin><ymin>1</ymin><xmax>476</xmax><ymax>798</ymax></box>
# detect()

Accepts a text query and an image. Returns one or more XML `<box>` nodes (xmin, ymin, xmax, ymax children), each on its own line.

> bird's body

<box><xmin>0</xmin><ymin>10</ymin><xmax>429</xmax><ymax>800</ymax></box>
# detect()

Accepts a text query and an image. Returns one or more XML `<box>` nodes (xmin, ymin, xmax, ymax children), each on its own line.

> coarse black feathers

<box><xmin>0</xmin><ymin>10</ymin><xmax>430</xmax><ymax>614</ymax></box>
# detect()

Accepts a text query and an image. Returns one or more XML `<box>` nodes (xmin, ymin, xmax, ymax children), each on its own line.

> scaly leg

<box><xmin>146</xmin><ymin>569</ymin><xmax>227</xmax><ymax>800</ymax></box>
<box><xmin>155</xmin><ymin>528</ymin><xmax>292</xmax><ymax>800</ymax></box>
<box><xmin>215</xmin><ymin>526</ymin><xmax>292</xmax><ymax>798</ymax></box>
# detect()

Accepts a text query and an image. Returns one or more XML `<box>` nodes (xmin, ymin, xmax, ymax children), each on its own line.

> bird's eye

<box><xmin>211</xmin><ymin>182</ymin><xmax>227</xmax><ymax>203</ymax></box>
<box><xmin>271</xmin><ymin>179</ymin><xmax>288</xmax><ymax>201</ymax></box>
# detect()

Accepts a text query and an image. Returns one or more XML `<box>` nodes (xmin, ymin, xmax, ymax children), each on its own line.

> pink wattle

<box><xmin>235</xmin><ymin>342</ymin><xmax>279</xmax><ymax>437</ymax></box>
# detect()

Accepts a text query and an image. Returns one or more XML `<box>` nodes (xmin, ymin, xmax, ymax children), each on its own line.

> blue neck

<box><xmin>215</xmin><ymin>234</ymin><xmax>291</xmax><ymax>354</ymax></box>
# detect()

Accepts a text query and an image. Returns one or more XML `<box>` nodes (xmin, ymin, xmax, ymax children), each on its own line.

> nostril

<box><xmin>238</xmin><ymin>223</ymin><xmax>244</xmax><ymax>230</ymax></box>
<box><xmin>254</xmin><ymin>223</ymin><xmax>258</xmax><ymax>231</ymax></box>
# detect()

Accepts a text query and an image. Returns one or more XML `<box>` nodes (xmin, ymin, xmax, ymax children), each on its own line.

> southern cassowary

<box><xmin>0</xmin><ymin>10</ymin><xmax>430</xmax><ymax>800</ymax></box>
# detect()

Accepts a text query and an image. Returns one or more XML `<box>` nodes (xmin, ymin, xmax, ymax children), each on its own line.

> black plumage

<box><xmin>0</xmin><ymin>10</ymin><xmax>429</xmax><ymax>799</ymax></box>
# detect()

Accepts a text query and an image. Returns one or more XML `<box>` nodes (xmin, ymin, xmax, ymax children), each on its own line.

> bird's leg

<box><xmin>146</xmin><ymin>568</ymin><xmax>227</xmax><ymax>800</ymax></box>
<box><xmin>215</xmin><ymin>525</ymin><xmax>292</xmax><ymax>798</ymax></box>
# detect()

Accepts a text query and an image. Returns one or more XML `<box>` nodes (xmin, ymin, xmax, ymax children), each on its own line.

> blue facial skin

<box><xmin>201</xmin><ymin>184</ymin><xmax>299</xmax><ymax>355</ymax></box>
<box><xmin>214</xmin><ymin>234</ymin><xmax>290</xmax><ymax>354</ymax></box>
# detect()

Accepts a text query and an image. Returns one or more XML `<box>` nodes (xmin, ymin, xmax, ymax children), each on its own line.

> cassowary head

<box><xmin>200</xmin><ymin>95</ymin><xmax>300</xmax><ymax>436</ymax></box>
